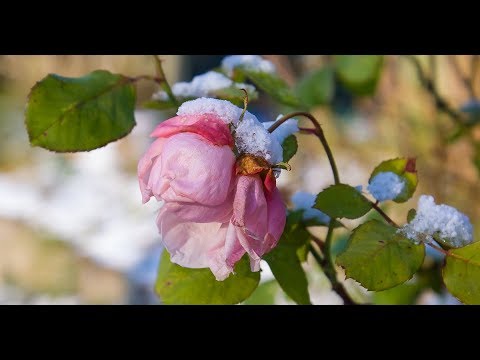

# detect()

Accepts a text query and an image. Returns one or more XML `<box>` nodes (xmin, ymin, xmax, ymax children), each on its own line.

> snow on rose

<box><xmin>138</xmin><ymin>98</ymin><xmax>295</xmax><ymax>280</ymax></box>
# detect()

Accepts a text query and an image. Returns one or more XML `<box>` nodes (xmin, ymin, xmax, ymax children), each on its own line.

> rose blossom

<box><xmin>138</xmin><ymin>98</ymin><xmax>287</xmax><ymax>280</ymax></box>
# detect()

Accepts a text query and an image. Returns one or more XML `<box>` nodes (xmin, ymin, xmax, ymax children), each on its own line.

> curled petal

<box><xmin>150</xmin><ymin>114</ymin><xmax>234</xmax><ymax>147</ymax></box>
<box><xmin>137</xmin><ymin>138</ymin><xmax>166</xmax><ymax>203</ymax></box>
<box><xmin>157</xmin><ymin>206</ymin><xmax>235</xmax><ymax>281</ymax></box>
<box><xmin>231</xmin><ymin>174</ymin><xmax>286</xmax><ymax>271</ymax></box>
<box><xmin>146</xmin><ymin>133</ymin><xmax>235</xmax><ymax>206</ymax></box>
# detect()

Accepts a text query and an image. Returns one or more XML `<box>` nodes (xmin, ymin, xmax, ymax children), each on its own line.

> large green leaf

<box><xmin>264</xmin><ymin>244</ymin><xmax>311</xmax><ymax>305</ymax></box>
<box><xmin>369</xmin><ymin>157</ymin><xmax>418</xmax><ymax>203</ymax></box>
<box><xmin>282</xmin><ymin>135</ymin><xmax>298</xmax><ymax>163</ymax></box>
<box><xmin>372</xmin><ymin>281</ymin><xmax>422</xmax><ymax>305</ymax></box>
<box><xmin>25</xmin><ymin>70</ymin><xmax>136</xmax><ymax>152</ymax></box>
<box><xmin>314</xmin><ymin>184</ymin><xmax>372</xmax><ymax>219</ymax></box>
<box><xmin>337</xmin><ymin>220</ymin><xmax>425</xmax><ymax>291</ymax></box>
<box><xmin>296</xmin><ymin>67</ymin><xmax>335</xmax><ymax>108</ymax></box>
<box><xmin>239</xmin><ymin>69</ymin><xmax>301</xmax><ymax>107</ymax></box>
<box><xmin>155</xmin><ymin>251</ymin><xmax>260</xmax><ymax>305</ymax></box>
<box><xmin>243</xmin><ymin>280</ymin><xmax>280</xmax><ymax>305</ymax></box>
<box><xmin>264</xmin><ymin>211</ymin><xmax>311</xmax><ymax>305</ymax></box>
<box><xmin>334</xmin><ymin>55</ymin><xmax>384</xmax><ymax>96</ymax></box>
<box><xmin>443</xmin><ymin>242</ymin><xmax>480</xmax><ymax>304</ymax></box>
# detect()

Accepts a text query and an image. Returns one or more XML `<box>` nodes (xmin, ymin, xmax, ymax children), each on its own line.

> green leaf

<box><xmin>239</xmin><ymin>69</ymin><xmax>301</xmax><ymax>107</ymax></box>
<box><xmin>314</xmin><ymin>184</ymin><xmax>372</xmax><ymax>219</ymax></box>
<box><xmin>407</xmin><ymin>209</ymin><xmax>417</xmax><ymax>223</ymax></box>
<box><xmin>143</xmin><ymin>85</ymin><xmax>258</xmax><ymax>110</ymax></box>
<box><xmin>282</xmin><ymin>135</ymin><xmax>298</xmax><ymax>163</ymax></box>
<box><xmin>142</xmin><ymin>99</ymin><xmax>177</xmax><ymax>111</ymax></box>
<box><xmin>337</xmin><ymin>220</ymin><xmax>425</xmax><ymax>291</ymax></box>
<box><xmin>369</xmin><ymin>157</ymin><xmax>418</xmax><ymax>203</ymax></box>
<box><xmin>243</xmin><ymin>280</ymin><xmax>279</xmax><ymax>305</ymax></box>
<box><xmin>334</xmin><ymin>55</ymin><xmax>384</xmax><ymax>96</ymax></box>
<box><xmin>443</xmin><ymin>242</ymin><xmax>480</xmax><ymax>304</ymax></box>
<box><xmin>372</xmin><ymin>281</ymin><xmax>422</xmax><ymax>305</ymax></box>
<box><xmin>25</xmin><ymin>70</ymin><xmax>136</xmax><ymax>152</ymax></box>
<box><xmin>473</xmin><ymin>143</ymin><xmax>480</xmax><ymax>176</ymax></box>
<box><xmin>155</xmin><ymin>251</ymin><xmax>260</xmax><ymax>304</ymax></box>
<box><xmin>296</xmin><ymin>67</ymin><xmax>335</xmax><ymax>108</ymax></box>
<box><xmin>264</xmin><ymin>211</ymin><xmax>311</xmax><ymax>304</ymax></box>
<box><xmin>264</xmin><ymin>245</ymin><xmax>310</xmax><ymax>305</ymax></box>
<box><xmin>211</xmin><ymin>85</ymin><xmax>259</xmax><ymax>106</ymax></box>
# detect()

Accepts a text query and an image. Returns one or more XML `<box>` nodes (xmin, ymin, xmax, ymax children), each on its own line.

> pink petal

<box><xmin>147</xmin><ymin>133</ymin><xmax>235</xmax><ymax>206</ymax></box>
<box><xmin>150</xmin><ymin>114</ymin><xmax>234</xmax><ymax>148</ymax></box>
<box><xmin>137</xmin><ymin>138</ymin><xmax>166</xmax><ymax>203</ymax></box>
<box><xmin>157</xmin><ymin>206</ymin><xmax>234</xmax><ymax>281</ymax></box>
<box><xmin>230</xmin><ymin>174</ymin><xmax>287</xmax><ymax>271</ymax></box>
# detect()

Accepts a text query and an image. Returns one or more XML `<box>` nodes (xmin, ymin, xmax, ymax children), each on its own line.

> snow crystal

<box><xmin>221</xmin><ymin>55</ymin><xmax>276</xmax><ymax>76</ymax></box>
<box><xmin>400</xmin><ymin>195</ymin><xmax>474</xmax><ymax>248</ymax></box>
<box><xmin>177</xmin><ymin>97</ymin><xmax>244</xmax><ymax>123</ymax></box>
<box><xmin>291</xmin><ymin>191</ymin><xmax>330</xmax><ymax>224</ymax></box>
<box><xmin>178</xmin><ymin>98</ymin><xmax>283</xmax><ymax>164</ymax></box>
<box><xmin>262</xmin><ymin>115</ymin><xmax>299</xmax><ymax>144</ymax></box>
<box><xmin>235</xmin><ymin>115</ymin><xmax>283</xmax><ymax>164</ymax></box>
<box><xmin>152</xmin><ymin>71</ymin><xmax>255</xmax><ymax>101</ymax></box>
<box><xmin>367</xmin><ymin>171</ymin><xmax>406</xmax><ymax>202</ymax></box>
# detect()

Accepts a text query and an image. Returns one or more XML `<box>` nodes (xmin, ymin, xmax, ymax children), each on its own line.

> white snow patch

<box><xmin>153</xmin><ymin>71</ymin><xmax>255</xmax><ymax>101</ymax></box>
<box><xmin>178</xmin><ymin>98</ymin><xmax>283</xmax><ymax>164</ymax></box>
<box><xmin>221</xmin><ymin>55</ymin><xmax>276</xmax><ymax>76</ymax></box>
<box><xmin>177</xmin><ymin>97</ymin><xmax>244</xmax><ymax>124</ymax></box>
<box><xmin>367</xmin><ymin>171</ymin><xmax>406</xmax><ymax>202</ymax></box>
<box><xmin>235</xmin><ymin>115</ymin><xmax>283</xmax><ymax>164</ymax></box>
<box><xmin>399</xmin><ymin>195</ymin><xmax>474</xmax><ymax>248</ymax></box>
<box><xmin>262</xmin><ymin>115</ymin><xmax>299</xmax><ymax>144</ymax></box>
<box><xmin>292</xmin><ymin>191</ymin><xmax>330</xmax><ymax>224</ymax></box>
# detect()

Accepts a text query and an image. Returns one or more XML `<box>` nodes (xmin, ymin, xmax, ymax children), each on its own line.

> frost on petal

<box><xmin>221</xmin><ymin>55</ymin><xmax>276</xmax><ymax>76</ymax></box>
<box><xmin>177</xmin><ymin>97</ymin><xmax>244</xmax><ymax>124</ymax></box>
<box><xmin>262</xmin><ymin>116</ymin><xmax>299</xmax><ymax>144</ymax></box>
<box><xmin>367</xmin><ymin>171</ymin><xmax>406</xmax><ymax>202</ymax></box>
<box><xmin>152</xmin><ymin>71</ymin><xmax>255</xmax><ymax>101</ymax></box>
<box><xmin>235</xmin><ymin>115</ymin><xmax>283</xmax><ymax>164</ymax></box>
<box><xmin>177</xmin><ymin>98</ymin><xmax>283</xmax><ymax>165</ymax></box>
<box><xmin>291</xmin><ymin>191</ymin><xmax>330</xmax><ymax>224</ymax></box>
<box><xmin>399</xmin><ymin>195</ymin><xmax>474</xmax><ymax>248</ymax></box>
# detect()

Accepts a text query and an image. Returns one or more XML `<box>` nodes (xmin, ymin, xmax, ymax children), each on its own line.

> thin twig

<box><xmin>152</xmin><ymin>55</ymin><xmax>179</xmax><ymax>107</ymax></box>
<box><xmin>309</xmin><ymin>232</ymin><xmax>325</xmax><ymax>254</ymax></box>
<box><xmin>447</xmin><ymin>55</ymin><xmax>476</xmax><ymax>99</ymax></box>
<box><xmin>404</xmin><ymin>55</ymin><xmax>465</xmax><ymax>124</ymax></box>
<box><xmin>268</xmin><ymin>112</ymin><xmax>340</xmax><ymax>184</ymax></box>
<box><xmin>370</xmin><ymin>201</ymin><xmax>399</xmax><ymax>228</ymax></box>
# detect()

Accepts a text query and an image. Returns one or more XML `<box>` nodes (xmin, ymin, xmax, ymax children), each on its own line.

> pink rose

<box><xmin>138</xmin><ymin>99</ymin><xmax>286</xmax><ymax>280</ymax></box>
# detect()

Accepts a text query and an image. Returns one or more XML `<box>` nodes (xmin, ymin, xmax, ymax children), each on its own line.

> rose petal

<box><xmin>157</xmin><ymin>207</ymin><xmax>234</xmax><ymax>280</ymax></box>
<box><xmin>147</xmin><ymin>133</ymin><xmax>235</xmax><ymax>206</ymax></box>
<box><xmin>137</xmin><ymin>138</ymin><xmax>166</xmax><ymax>203</ymax></box>
<box><xmin>150</xmin><ymin>114</ymin><xmax>234</xmax><ymax>147</ymax></box>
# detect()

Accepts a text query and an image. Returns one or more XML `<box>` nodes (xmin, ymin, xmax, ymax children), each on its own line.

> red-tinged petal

<box><xmin>150</xmin><ymin>114</ymin><xmax>234</xmax><ymax>147</ymax></box>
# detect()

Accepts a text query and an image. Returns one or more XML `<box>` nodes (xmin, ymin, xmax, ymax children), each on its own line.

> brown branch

<box><xmin>404</xmin><ymin>55</ymin><xmax>465</xmax><ymax>124</ymax></box>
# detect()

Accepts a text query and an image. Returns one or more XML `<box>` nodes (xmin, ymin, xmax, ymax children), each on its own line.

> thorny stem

<box><xmin>309</xmin><ymin>232</ymin><xmax>325</xmax><ymax>254</ymax></box>
<box><xmin>268</xmin><ymin>112</ymin><xmax>355</xmax><ymax>304</ymax></box>
<box><xmin>404</xmin><ymin>55</ymin><xmax>465</xmax><ymax>124</ymax></box>
<box><xmin>152</xmin><ymin>55</ymin><xmax>179</xmax><ymax>107</ymax></box>
<box><xmin>268</xmin><ymin>112</ymin><xmax>340</xmax><ymax>184</ymax></box>
<box><xmin>371</xmin><ymin>201</ymin><xmax>399</xmax><ymax>227</ymax></box>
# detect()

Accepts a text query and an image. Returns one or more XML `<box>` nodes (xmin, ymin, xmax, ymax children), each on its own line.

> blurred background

<box><xmin>0</xmin><ymin>55</ymin><xmax>478</xmax><ymax>304</ymax></box>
